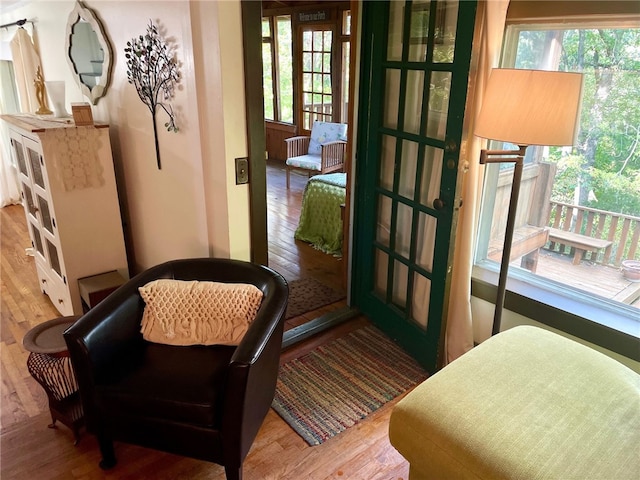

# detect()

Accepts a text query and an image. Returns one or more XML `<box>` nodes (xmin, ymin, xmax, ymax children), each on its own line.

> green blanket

<box><xmin>294</xmin><ymin>173</ymin><xmax>346</xmax><ymax>255</ymax></box>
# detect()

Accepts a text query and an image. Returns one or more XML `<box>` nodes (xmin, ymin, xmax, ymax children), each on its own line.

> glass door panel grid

<box><xmin>301</xmin><ymin>28</ymin><xmax>333</xmax><ymax>130</ymax></box>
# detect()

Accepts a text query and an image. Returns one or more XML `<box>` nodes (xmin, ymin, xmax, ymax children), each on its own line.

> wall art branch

<box><xmin>125</xmin><ymin>20</ymin><xmax>181</xmax><ymax>169</ymax></box>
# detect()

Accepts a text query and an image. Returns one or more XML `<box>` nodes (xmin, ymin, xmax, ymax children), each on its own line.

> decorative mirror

<box><xmin>65</xmin><ymin>1</ymin><xmax>113</xmax><ymax>105</ymax></box>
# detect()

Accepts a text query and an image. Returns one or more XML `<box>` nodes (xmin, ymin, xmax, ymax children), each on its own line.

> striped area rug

<box><xmin>272</xmin><ymin>325</ymin><xmax>429</xmax><ymax>446</ymax></box>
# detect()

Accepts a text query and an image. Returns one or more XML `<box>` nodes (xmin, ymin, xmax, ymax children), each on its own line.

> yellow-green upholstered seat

<box><xmin>389</xmin><ymin>326</ymin><xmax>640</xmax><ymax>480</ymax></box>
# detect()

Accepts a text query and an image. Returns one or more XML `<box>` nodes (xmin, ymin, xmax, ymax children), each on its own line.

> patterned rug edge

<box><xmin>271</xmin><ymin>325</ymin><xmax>428</xmax><ymax>446</ymax></box>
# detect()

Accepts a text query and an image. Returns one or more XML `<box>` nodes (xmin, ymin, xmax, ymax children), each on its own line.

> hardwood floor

<box><xmin>0</xmin><ymin>172</ymin><xmax>410</xmax><ymax>479</ymax></box>
<box><xmin>266</xmin><ymin>161</ymin><xmax>345</xmax><ymax>288</ymax></box>
<box><xmin>267</xmin><ymin>161</ymin><xmax>348</xmax><ymax>330</ymax></box>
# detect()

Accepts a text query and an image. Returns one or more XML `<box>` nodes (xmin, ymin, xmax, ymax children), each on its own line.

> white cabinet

<box><xmin>2</xmin><ymin>114</ymin><xmax>128</xmax><ymax>316</ymax></box>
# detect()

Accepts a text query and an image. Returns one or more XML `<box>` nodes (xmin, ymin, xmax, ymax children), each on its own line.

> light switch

<box><xmin>235</xmin><ymin>157</ymin><xmax>249</xmax><ymax>184</ymax></box>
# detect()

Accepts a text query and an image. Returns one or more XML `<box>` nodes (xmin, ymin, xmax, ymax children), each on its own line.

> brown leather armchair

<box><xmin>64</xmin><ymin>258</ymin><xmax>288</xmax><ymax>480</ymax></box>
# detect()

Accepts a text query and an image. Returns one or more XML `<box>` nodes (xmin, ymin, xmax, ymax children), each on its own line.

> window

<box><xmin>474</xmin><ymin>20</ymin><xmax>640</xmax><ymax>341</ymax></box>
<box><xmin>262</xmin><ymin>15</ymin><xmax>293</xmax><ymax>123</ymax></box>
<box><xmin>262</xmin><ymin>8</ymin><xmax>351</xmax><ymax>130</ymax></box>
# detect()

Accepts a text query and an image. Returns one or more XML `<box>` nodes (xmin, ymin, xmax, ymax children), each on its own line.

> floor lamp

<box><xmin>474</xmin><ymin>69</ymin><xmax>583</xmax><ymax>336</ymax></box>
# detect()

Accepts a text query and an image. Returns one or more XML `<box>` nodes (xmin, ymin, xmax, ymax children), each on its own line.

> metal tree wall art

<box><xmin>125</xmin><ymin>20</ymin><xmax>180</xmax><ymax>169</ymax></box>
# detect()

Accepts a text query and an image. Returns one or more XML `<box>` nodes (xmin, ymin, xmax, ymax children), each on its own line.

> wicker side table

<box><xmin>23</xmin><ymin>316</ymin><xmax>84</xmax><ymax>444</ymax></box>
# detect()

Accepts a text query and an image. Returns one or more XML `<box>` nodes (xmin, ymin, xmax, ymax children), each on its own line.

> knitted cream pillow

<box><xmin>139</xmin><ymin>279</ymin><xmax>263</xmax><ymax>346</ymax></box>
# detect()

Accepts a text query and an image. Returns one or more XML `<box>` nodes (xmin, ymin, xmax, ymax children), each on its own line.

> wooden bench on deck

<box><xmin>488</xmin><ymin>225</ymin><xmax>549</xmax><ymax>273</ymax></box>
<box><xmin>548</xmin><ymin>228</ymin><xmax>613</xmax><ymax>265</ymax></box>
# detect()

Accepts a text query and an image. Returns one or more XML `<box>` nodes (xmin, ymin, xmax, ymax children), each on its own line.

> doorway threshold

<box><xmin>282</xmin><ymin>306</ymin><xmax>359</xmax><ymax>349</ymax></box>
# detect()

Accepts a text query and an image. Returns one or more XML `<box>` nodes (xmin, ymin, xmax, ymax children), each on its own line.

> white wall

<box><xmin>0</xmin><ymin>0</ymin><xmax>252</xmax><ymax>272</ymax></box>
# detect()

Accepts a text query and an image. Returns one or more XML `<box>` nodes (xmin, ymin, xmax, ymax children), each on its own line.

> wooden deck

<box><xmin>516</xmin><ymin>249</ymin><xmax>640</xmax><ymax>309</ymax></box>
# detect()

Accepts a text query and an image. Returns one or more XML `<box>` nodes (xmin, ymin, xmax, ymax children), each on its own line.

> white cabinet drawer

<box><xmin>36</xmin><ymin>260</ymin><xmax>73</xmax><ymax>316</ymax></box>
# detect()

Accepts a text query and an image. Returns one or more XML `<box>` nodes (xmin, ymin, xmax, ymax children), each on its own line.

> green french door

<box><xmin>353</xmin><ymin>0</ymin><xmax>476</xmax><ymax>371</ymax></box>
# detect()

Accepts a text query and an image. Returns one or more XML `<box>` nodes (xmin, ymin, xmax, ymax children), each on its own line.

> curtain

<box><xmin>444</xmin><ymin>0</ymin><xmax>510</xmax><ymax>364</ymax></box>
<box><xmin>0</xmin><ymin>62</ymin><xmax>21</xmax><ymax>206</ymax></box>
<box><xmin>10</xmin><ymin>27</ymin><xmax>43</xmax><ymax>114</ymax></box>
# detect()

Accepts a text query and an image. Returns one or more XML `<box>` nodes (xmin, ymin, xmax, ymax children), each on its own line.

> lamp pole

<box><xmin>480</xmin><ymin>145</ymin><xmax>527</xmax><ymax>335</ymax></box>
<box><xmin>475</xmin><ymin>68</ymin><xmax>583</xmax><ymax>337</ymax></box>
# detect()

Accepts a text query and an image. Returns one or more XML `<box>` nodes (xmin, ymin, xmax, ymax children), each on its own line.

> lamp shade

<box><xmin>475</xmin><ymin>69</ymin><xmax>583</xmax><ymax>146</ymax></box>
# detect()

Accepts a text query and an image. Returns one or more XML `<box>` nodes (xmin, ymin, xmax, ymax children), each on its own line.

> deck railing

<box><xmin>547</xmin><ymin>201</ymin><xmax>640</xmax><ymax>266</ymax></box>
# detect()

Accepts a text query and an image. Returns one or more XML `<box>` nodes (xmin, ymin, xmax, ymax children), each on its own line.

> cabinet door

<box><xmin>23</xmin><ymin>137</ymin><xmax>70</xmax><ymax>309</ymax></box>
<box><xmin>10</xmin><ymin>131</ymin><xmax>72</xmax><ymax>315</ymax></box>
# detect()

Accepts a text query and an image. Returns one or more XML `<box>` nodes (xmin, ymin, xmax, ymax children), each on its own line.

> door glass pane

<box><xmin>376</xmin><ymin>194</ymin><xmax>392</xmax><ymax>246</ymax></box>
<box><xmin>396</xmin><ymin>202</ymin><xmax>413</xmax><ymax>259</ymax></box>
<box><xmin>384</xmin><ymin>69</ymin><xmax>401</xmax><ymax>129</ymax></box>
<box><xmin>425</xmin><ymin>71</ymin><xmax>451</xmax><ymax>140</ymax></box>
<box><xmin>46</xmin><ymin>239</ymin><xmax>62</xmax><ymax>277</ymax></box>
<box><xmin>433</xmin><ymin>1</ymin><xmax>458</xmax><ymax>63</ymax></box>
<box><xmin>303</xmin><ymin>30</ymin><xmax>312</xmax><ymax>50</ymax></box>
<box><xmin>409</xmin><ymin>0</ymin><xmax>430</xmax><ymax>62</ymax></box>
<box><xmin>387</xmin><ymin>0</ymin><xmax>405</xmax><ymax>61</ymax></box>
<box><xmin>22</xmin><ymin>182</ymin><xmax>36</xmax><ymax>217</ymax></box>
<box><xmin>323</xmin><ymin>95</ymin><xmax>332</xmax><ymax>115</ymax></box>
<box><xmin>392</xmin><ymin>259</ymin><xmax>409</xmax><ymax>308</ymax></box>
<box><xmin>313</xmin><ymin>52</ymin><xmax>322</xmax><ymax>71</ymax></box>
<box><xmin>28</xmin><ymin>148</ymin><xmax>45</xmax><ymax>188</ymax></box>
<box><xmin>303</xmin><ymin>52</ymin><xmax>312</xmax><ymax>70</ymax></box>
<box><xmin>374</xmin><ymin>249</ymin><xmax>389</xmax><ymax>298</ymax></box>
<box><xmin>399</xmin><ymin>140</ymin><xmax>419</xmax><ymax>199</ymax></box>
<box><xmin>416</xmin><ymin>213</ymin><xmax>437</xmax><ymax>271</ymax></box>
<box><xmin>323</xmin><ymin>30</ymin><xmax>332</xmax><ymax>50</ymax></box>
<box><xmin>380</xmin><ymin>135</ymin><xmax>396</xmax><ymax>191</ymax></box>
<box><xmin>420</xmin><ymin>146</ymin><xmax>444</xmax><ymax>204</ymax></box>
<box><xmin>404</xmin><ymin>70</ymin><xmax>424</xmax><ymax>134</ymax></box>
<box><xmin>14</xmin><ymin>139</ymin><xmax>28</xmax><ymax>176</ymax></box>
<box><xmin>411</xmin><ymin>272</ymin><xmax>431</xmax><ymax>328</ymax></box>
<box><xmin>322</xmin><ymin>74</ymin><xmax>331</xmax><ymax>94</ymax></box>
<box><xmin>30</xmin><ymin>222</ymin><xmax>44</xmax><ymax>256</ymax></box>
<box><xmin>38</xmin><ymin>194</ymin><xmax>53</xmax><ymax>233</ymax></box>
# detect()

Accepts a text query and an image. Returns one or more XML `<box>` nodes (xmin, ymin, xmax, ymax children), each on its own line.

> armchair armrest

<box><xmin>64</xmin><ymin>277</ymin><xmax>150</xmax><ymax>433</ymax></box>
<box><xmin>285</xmin><ymin>136</ymin><xmax>311</xmax><ymax>158</ymax></box>
<box><xmin>64</xmin><ymin>285</ymin><xmax>146</xmax><ymax>385</ymax></box>
<box><xmin>320</xmin><ymin>140</ymin><xmax>347</xmax><ymax>171</ymax></box>
<box><xmin>223</xmin><ymin>272</ymin><xmax>288</xmax><ymax>465</ymax></box>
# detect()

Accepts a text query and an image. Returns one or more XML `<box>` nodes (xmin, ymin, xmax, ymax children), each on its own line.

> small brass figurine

<box><xmin>34</xmin><ymin>66</ymin><xmax>52</xmax><ymax>115</ymax></box>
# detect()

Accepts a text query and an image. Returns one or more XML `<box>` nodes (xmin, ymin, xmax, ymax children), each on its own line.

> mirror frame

<box><xmin>65</xmin><ymin>1</ymin><xmax>113</xmax><ymax>105</ymax></box>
